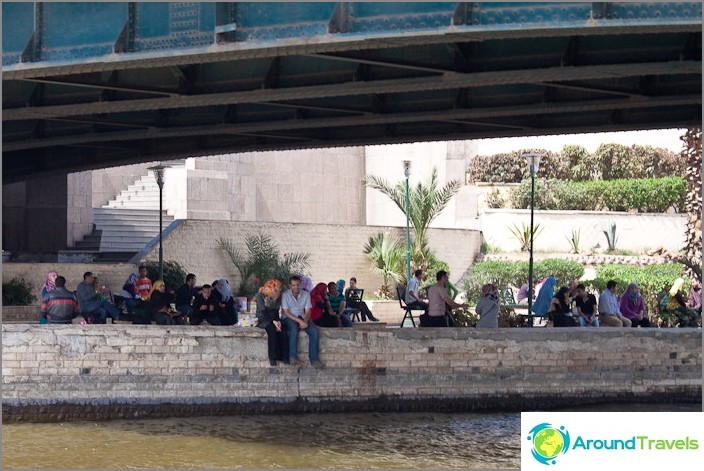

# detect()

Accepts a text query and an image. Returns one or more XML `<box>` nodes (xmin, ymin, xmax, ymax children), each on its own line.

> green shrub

<box><xmin>485</xmin><ymin>189</ymin><xmax>505</xmax><ymax>208</ymax></box>
<box><xmin>585</xmin><ymin>263</ymin><xmax>687</xmax><ymax>316</ymax></box>
<box><xmin>462</xmin><ymin>259</ymin><xmax>584</xmax><ymax>305</ymax></box>
<box><xmin>2</xmin><ymin>278</ymin><xmax>36</xmax><ymax>306</ymax></box>
<box><xmin>144</xmin><ymin>260</ymin><xmax>188</xmax><ymax>292</ymax></box>
<box><xmin>509</xmin><ymin>177</ymin><xmax>685</xmax><ymax>212</ymax></box>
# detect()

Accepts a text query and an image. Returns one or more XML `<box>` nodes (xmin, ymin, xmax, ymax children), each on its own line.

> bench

<box><xmin>499</xmin><ymin>286</ymin><xmax>544</xmax><ymax>327</ymax></box>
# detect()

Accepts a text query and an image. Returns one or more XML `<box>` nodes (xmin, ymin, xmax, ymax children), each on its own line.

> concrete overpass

<box><xmin>2</xmin><ymin>2</ymin><xmax>701</xmax><ymax>183</ymax></box>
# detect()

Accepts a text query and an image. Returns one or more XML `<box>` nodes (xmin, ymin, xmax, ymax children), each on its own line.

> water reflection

<box><xmin>3</xmin><ymin>412</ymin><xmax>521</xmax><ymax>469</ymax></box>
<box><xmin>2</xmin><ymin>404</ymin><xmax>700</xmax><ymax>469</ymax></box>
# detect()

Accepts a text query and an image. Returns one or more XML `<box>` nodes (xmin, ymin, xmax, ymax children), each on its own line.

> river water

<box><xmin>2</xmin><ymin>404</ymin><xmax>699</xmax><ymax>469</ymax></box>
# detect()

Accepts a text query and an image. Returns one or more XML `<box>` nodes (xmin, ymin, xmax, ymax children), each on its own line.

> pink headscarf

<box><xmin>41</xmin><ymin>270</ymin><xmax>58</xmax><ymax>294</ymax></box>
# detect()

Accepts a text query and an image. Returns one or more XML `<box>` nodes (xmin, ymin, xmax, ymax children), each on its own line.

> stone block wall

<box><xmin>138</xmin><ymin>220</ymin><xmax>481</xmax><ymax>292</ymax></box>
<box><xmin>2</xmin><ymin>324</ymin><xmax>700</xmax><ymax>422</ymax></box>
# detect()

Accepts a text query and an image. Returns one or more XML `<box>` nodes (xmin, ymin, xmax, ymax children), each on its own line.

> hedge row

<box><xmin>463</xmin><ymin>259</ymin><xmax>584</xmax><ymax>305</ymax></box>
<box><xmin>509</xmin><ymin>177</ymin><xmax>686</xmax><ymax>213</ymax></box>
<box><xmin>468</xmin><ymin>144</ymin><xmax>684</xmax><ymax>184</ymax></box>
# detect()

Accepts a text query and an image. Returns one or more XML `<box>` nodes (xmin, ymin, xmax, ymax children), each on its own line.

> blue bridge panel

<box><xmin>1</xmin><ymin>2</ymin><xmax>34</xmax><ymax>66</ymax></box>
<box><xmin>42</xmin><ymin>2</ymin><xmax>127</xmax><ymax>61</ymax></box>
<box><xmin>232</xmin><ymin>2</ymin><xmax>336</xmax><ymax>41</ymax></box>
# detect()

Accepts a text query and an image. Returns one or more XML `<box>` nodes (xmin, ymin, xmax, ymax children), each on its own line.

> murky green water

<box><xmin>2</xmin><ymin>404</ymin><xmax>700</xmax><ymax>469</ymax></box>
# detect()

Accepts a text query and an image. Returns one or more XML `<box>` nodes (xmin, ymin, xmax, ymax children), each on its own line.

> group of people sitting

<box><xmin>40</xmin><ymin>270</ymin><xmax>121</xmax><ymax>324</ymax></box>
<box><xmin>520</xmin><ymin>276</ymin><xmax>702</xmax><ymax>328</ymax></box>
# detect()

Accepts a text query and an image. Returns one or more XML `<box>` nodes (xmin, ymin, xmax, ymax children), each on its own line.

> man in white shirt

<box><xmin>426</xmin><ymin>270</ymin><xmax>468</xmax><ymax>327</ymax></box>
<box><xmin>282</xmin><ymin>275</ymin><xmax>324</xmax><ymax>368</ymax></box>
<box><xmin>405</xmin><ymin>269</ymin><xmax>429</xmax><ymax>311</ymax></box>
<box><xmin>597</xmin><ymin>280</ymin><xmax>632</xmax><ymax>327</ymax></box>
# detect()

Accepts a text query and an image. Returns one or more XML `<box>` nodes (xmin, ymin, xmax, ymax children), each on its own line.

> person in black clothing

<box><xmin>191</xmin><ymin>284</ymin><xmax>222</xmax><ymax>325</ymax></box>
<box><xmin>148</xmin><ymin>280</ymin><xmax>185</xmax><ymax>325</ymax></box>
<box><xmin>574</xmin><ymin>284</ymin><xmax>599</xmax><ymax>327</ymax></box>
<box><xmin>548</xmin><ymin>286</ymin><xmax>577</xmax><ymax>327</ymax></box>
<box><xmin>175</xmin><ymin>273</ymin><xmax>198</xmax><ymax>317</ymax></box>
<box><xmin>256</xmin><ymin>279</ymin><xmax>289</xmax><ymax>366</ymax></box>
<box><xmin>344</xmin><ymin>277</ymin><xmax>379</xmax><ymax>322</ymax></box>
<box><xmin>213</xmin><ymin>278</ymin><xmax>239</xmax><ymax>325</ymax></box>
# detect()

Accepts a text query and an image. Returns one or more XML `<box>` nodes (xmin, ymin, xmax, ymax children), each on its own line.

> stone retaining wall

<box><xmin>2</xmin><ymin>324</ymin><xmax>700</xmax><ymax>422</ymax></box>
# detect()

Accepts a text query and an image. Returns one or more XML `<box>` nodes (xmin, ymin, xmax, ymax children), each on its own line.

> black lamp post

<box><xmin>148</xmin><ymin>164</ymin><xmax>168</xmax><ymax>282</ymax></box>
<box><xmin>403</xmin><ymin>160</ymin><xmax>412</xmax><ymax>286</ymax></box>
<box><xmin>523</xmin><ymin>152</ymin><xmax>542</xmax><ymax>325</ymax></box>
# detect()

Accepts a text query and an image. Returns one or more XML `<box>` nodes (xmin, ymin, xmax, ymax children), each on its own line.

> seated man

<box><xmin>574</xmin><ymin>284</ymin><xmax>599</xmax><ymax>327</ymax></box>
<box><xmin>688</xmin><ymin>278</ymin><xmax>702</xmax><ymax>316</ymax></box>
<box><xmin>344</xmin><ymin>277</ymin><xmax>379</xmax><ymax>322</ymax></box>
<box><xmin>175</xmin><ymin>273</ymin><xmax>198</xmax><ymax>318</ymax></box>
<box><xmin>190</xmin><ymin>284</ymin><xmax>221</xmax><ymax>325</ymax></box>
<box><xmin>405</xmin><ymin>269</ymin><xmax>429</xmax><ymax>312</ymax></box>
<box><xmin>76</xmin><ymin>271</ymin><xmax>121</xmax><ymax>324</ymax></box>
<box><xmin>424</xmin><ymin>270</ymin><xmax>468</xmax><ymax>327</ymax></box>
<box><xmin>327</xmin><ymin>282</ymin><xmax>352</xmax><ymax>327</ymax></box>
<box><xmin>597</xmin><ymin>280</ymin><xmax>632</xmax><ymax>328</ymax></box>
<box><xmin>282</xmin><ymin>275</ymin><xmax>324</xmax><ymax>368</ymax></box>
<box><xmin>41</xmin><ymin>276</ymin><xmax>79</xmax><ymax>324</ymax></box>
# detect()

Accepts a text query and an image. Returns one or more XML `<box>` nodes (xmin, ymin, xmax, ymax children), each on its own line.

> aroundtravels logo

<box><xmin>526</xmin><ymin>423</ymin><xmax>571</xmax><ymax>465</ymax></box>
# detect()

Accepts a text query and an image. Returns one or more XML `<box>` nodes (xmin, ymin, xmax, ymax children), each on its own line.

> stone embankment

<box><xmin>2</xmin><ymin>324</ymin><xmax>700</xmax><ymax>422</ymax></box>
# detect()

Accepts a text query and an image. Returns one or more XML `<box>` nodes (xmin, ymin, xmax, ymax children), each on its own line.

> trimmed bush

<box><xmin>509</xmin><ymin>177</ymin><xmax>685</xmax><ymax>212</ymax></box>
<box><xmin>585</xmin><ymin>263</ymin><xmax>688</xmax><ymax>316</ymax></box>
<box><xmin>463</xmin><ymin>259</ymin><xmax>584</xmax><ymax>305</ymax></box>
<box><xmin>2</xmin><ymin>278</ymin><xmax>36</xmax><ymax>306</ymax></box>
<box><xmin>469</xmin><ymin>143</ymin><xmax>683</xmax><ymax>183</ymax></box>
<box><xmin>144</xmin><ymin>260</ymin><xmax>188</xmax><ymax>292</ymax></box>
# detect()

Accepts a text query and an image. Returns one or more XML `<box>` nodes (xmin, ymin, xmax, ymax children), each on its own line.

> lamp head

<box><xmin>148</xmin><ymin>164</ymin><xmax>169</xmax><ymax>188</ymax></box>
<box><xmin>403</xmin><ymin>160</ymin><xmax>411</xmax><ymax>178</ymax></box>
<box><xmin>522</xmin><ymin>153</ymin><xmax>543</xmax><ymax>177</ymax></box>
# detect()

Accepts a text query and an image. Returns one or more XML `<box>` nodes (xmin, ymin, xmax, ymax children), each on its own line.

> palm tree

<box><xmin>363</xmin><ymin>166</ymin><xmax>462</xmax><ymax>260</ymax></box>
<box><xmin>363</xmin><ymin>232</ymin><xmax>405</xmax><ymax>299</ymax></box>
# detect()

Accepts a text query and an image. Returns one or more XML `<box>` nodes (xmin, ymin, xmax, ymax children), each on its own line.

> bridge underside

<box><xmin>2</xmin><ymin>2</ymin><xmax>702</xmax><ymax>182</ymax></box>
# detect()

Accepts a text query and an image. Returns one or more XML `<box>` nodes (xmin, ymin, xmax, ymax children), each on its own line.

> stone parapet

<box><xmin>2</xmin><ymin>324</ymin><xmax>700</xmax><ymax>422</ymax></box>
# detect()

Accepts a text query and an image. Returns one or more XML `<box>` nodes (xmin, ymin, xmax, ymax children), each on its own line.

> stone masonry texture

<box><xmin>2</xmin><ymin>324</ymin><xmax>700</xmax><ymax>422</ymax></box>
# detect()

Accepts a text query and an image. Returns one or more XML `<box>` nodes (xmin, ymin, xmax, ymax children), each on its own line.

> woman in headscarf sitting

<box><xmin>619</xmin><ymin>283</ymin><xmax>650</xmax><ymax>327</ymax></box>
<box><xmin>547</xmin><ymin>286</ymin><xmax>577</xmax><ymax>327</ymax></box>
<box><xmin>475</xmin><ymin>284</ymin><xmax>499</xmax><ymax>328</ymax></box>
<box><xmin>531</xmin><ymin>276</ymin><xmax>557</xmax><ymax>319</ymax></box>
<box><xmin>256</xmin><ymin>279</ymin><xmax>289</xmax><ymax>366</ymax></box>
<box><xmin>39</xmin><ymin>270</ymin><xmax>59</xmax><ymax>324</ymax></box>
<box><xmin>665</xmin><ymin>278</ymin><xmax>699</xmax><ymax>327</ymax></box>
<box><xmin>310</xmin><ymin>283</ymin><xmax>341</xmax><ymax>327</ymax></box>
<box><xmin>213</xmin><ymin>279</ymin><xmax>239</xmax><ymax>326</ymax></box>
<box><xmin>147</xmin><ymin>280</ymin><xmax>184</xmax><ymax>325</ymax></box>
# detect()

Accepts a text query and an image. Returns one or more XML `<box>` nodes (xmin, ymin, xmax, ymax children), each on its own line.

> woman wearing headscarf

<box><xmin>39</xmin><ymin>270</ymin><xmax>59</xmax><ymax>324</ymax></box>
<box><xmin>256</xmin><ymin>279</ymin><xmax>289</xmax><ymax>366</ymax></box>
<box><xmin>531</xmin><ymin>276</ymin><xmax>556</xmax><ymax>318</ymax></box>
<box><xmin>475</xmin><ymin>284</ymin><xmax>499</xmax><ymax>328</ymax></box>
<box><xmin>147</xmin><ymin>280</ymin><xmax>183</xmax><ymax>325</ymax></box>
<box><xmin>41</xmin><ymin>270</ymin><xmax>58</xmax><ymax>298</ymax></box>
<box><xmin>666</xmin><ymin>278</ymin><xmax>699</xmax><ymax>327</ymax></box>
<box><xmin>213</xmin><ymin>279</ymin><xmax>239</xmax><ymax>325</ymax></box>
<box><xmin>310</xmin><ymin>283</ymin><xmax>340</xmax><ymax>327</ymax></box>
<box><xmin>619</xmin><ymin>283</ymin><xmax>650</xmax><ymax>327</ymax></box>
<box><xmin>548</xmin><ymin>286</ymin><xmax>577</xmax><ymax>327</ymax></box>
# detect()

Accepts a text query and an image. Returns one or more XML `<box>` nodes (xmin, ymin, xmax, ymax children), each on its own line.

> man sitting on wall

<box><xmin>175</xmin><ymin>273</ymin><xmax>198</xmax><ymax>318</ymax></box>
<box><xmin>597</xmin><ymin>280</ymin><xmax>632</xmax><ymax>328</ymax></box>
<box><xmin>76</xmin><ymin>272</ymin><xmax>122</xmax><ymax>324</ymax></box>
<box><xmin>41</xmin><ymin>276</ymin><xmax>79</xmax><ymax>324</ymax></box>
<box><xmin>423</xmin><ymin>270</ymin><xmax>468</xmax><ymax>327</ymax></box>
<box><xmin>282</xmin><ymin>275</ymin><xmax>324</xmax><ymax>368</ymax></box>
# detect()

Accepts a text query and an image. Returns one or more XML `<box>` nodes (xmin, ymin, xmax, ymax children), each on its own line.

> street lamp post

<box><xmin>523</xmin><ymin>153</ymin><xmax>542</xmax><ymax>326</ymax></box>
<box><xmin>403</xmin><ymin>160</ymin><xmax>412</xmax><ymax>286</ymax></box>
<box><xmin>148</xmin><ymin>164</ymin><xmax>168</xmax><ymax>282</ymax></box>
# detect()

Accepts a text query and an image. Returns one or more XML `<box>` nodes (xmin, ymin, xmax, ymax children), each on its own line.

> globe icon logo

<box><xmin>527</xmin><ymin>423</ymin><xmax>571</xmax><ymax>465</ymax></box>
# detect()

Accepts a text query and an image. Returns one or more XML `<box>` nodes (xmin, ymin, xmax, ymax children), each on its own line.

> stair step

<box><xmin>95</xmin><ymin>225</ymin><xmax>168</xmax><ymax>232</ymax></box>
<box><xmin>95</xmin><ymin>208</ymin><xmax>169</xmax><ymax>215</ymax></box>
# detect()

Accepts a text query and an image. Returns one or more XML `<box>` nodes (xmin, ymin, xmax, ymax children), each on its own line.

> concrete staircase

<box><xmin>61</xmin><ymin>169</ymin><xmax>177</xmax><ymax>261</ymax></box>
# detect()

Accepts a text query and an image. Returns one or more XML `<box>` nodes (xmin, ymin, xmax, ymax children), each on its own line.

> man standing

<box><xmin>282</xmin><ymin>275</ymin><xmax>323</xmax><ymax>368</ymax></box>
<box><xmin>76</xmin><ymin>272</ymin><xmax>121</xmax><ymax>324</ymax></box>
<box><xmin>136</xmin><ymin>265</ymin><xmax>152</xmax><ymax>300</ymax></box>
<box><xmin>425</xmin><ymin>270</ymin><xmax>468</xmax><ymax>327</ymax></box>
<box><xmin>175</xmin><ymin>273</ymin><xmax>197</xmax><ymax>318</ymax></box>
<box><xmin>597</xmin><ymin>280</ymin><xmax>632</xmax><ymax>327</ymax></box>
<box><xmin>405</xmin><ymin>269</ymin><xmax>429</xmax><ymax>311</ymax></box>
<box><xmin>40</xmin><ymin>276</ymin><xmax>79</xmax><ymax>324</ymax></box>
